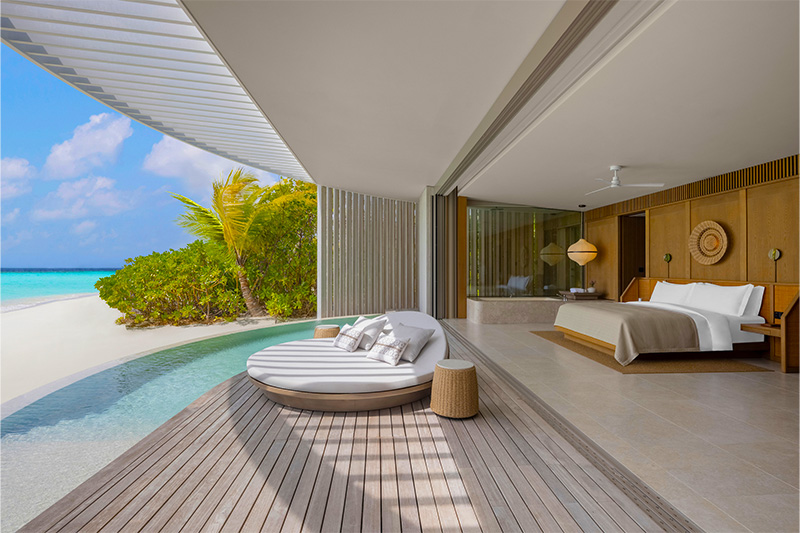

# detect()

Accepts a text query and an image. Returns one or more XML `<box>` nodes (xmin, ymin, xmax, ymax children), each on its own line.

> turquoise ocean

<box><xmin>0</xmin><ymin>269</ymin><xmax>117</xmax><ymax>307</ymax></box>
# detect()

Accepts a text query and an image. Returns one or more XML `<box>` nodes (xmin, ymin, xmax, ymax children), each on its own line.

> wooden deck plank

<box><xmin>340</xmin><ymin>411</ymin><xmax>367</xmax><ymax>532</ymax></box>
<box><xmin>319</xmin><ymin>412</ymin><xmax>356</xmax><ymax>533</ymax></box>
<box><xmin>301</xmin><ymin>412</ymin><xmax>345</xmax><ymax>533</ymax></box>
<box><xmin>161</xmin><ymin>400</ymin><xmax>283</xmax><ymax>531</ymax></box>
<box><xmin>412</xmin><ymin>401</ymin><xmax>461</xmax><ymax>532</ymax></box>
<box><xmin>280</xmin><ymin>412</ymin><xmax>335</xmax><ymax>533</ymax></box>
<box><xmin>192</xmin><ymin>407</ymin><xmax>301</xmax><ymax>532</ymax></box>
<box><xmin>123</xmin><ymin>392</ymin><xmax>272</xmax><ymax>532</ymax></box>
<box><xmin>422</xmin><ymin>408</ymin><xmax>482</xmax><ymax>533</ymax></box>
<box><xmin>380</xmin><ymin>408</ymin><xmax>402</xmax><ymax>533</ymax></box>
<box><xmin>24</xmin><ymin>328</ymin><xmax>679</xmax><ymax>533</ymax></box>
<box><xmin>391</xmin><ymin>405</ymin><xmax>423</xmax><ymax>533</ymax></box>
<box><xmin>401</xmin><ymin>402</ymin><xmax>442</xmax><ymax>533</ymax></box>
<box><xmin>361</xmin><ymin>409</ymin><xmax>383</xmax><ymax>532</ymax></box>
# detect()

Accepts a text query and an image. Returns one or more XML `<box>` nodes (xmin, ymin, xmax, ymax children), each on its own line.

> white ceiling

<box><xmin>182</xmin><ymin>0</ymin><xmax>565</xmax><ymax>200</ymax></box>
<box><xmin>460</xmin><ymin>0</ymin><xmax>799</xmax><ymax>210</ymax></box>
<box><xmin>182</xmin><ymin>0</ymin><xmax>798</xmax><ymax>208</ymax></box>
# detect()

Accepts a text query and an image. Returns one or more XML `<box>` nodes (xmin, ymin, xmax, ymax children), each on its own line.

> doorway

<box><xmin>618</xmin><ymin>213</ymin><xmax>646</xmax><ymax>296</ymax></box>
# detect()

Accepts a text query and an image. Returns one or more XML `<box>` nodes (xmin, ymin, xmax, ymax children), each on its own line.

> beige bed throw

<box><xmin>554</xmin><ymin>302</ymin><xmax>699</xmax><ymax>366</ymax></box>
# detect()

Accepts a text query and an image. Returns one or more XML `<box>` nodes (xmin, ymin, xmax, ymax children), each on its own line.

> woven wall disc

<box><xmin>688</xmin><ymin>220</ymin><xmax>728</xmax><ymax>265</ymax></box>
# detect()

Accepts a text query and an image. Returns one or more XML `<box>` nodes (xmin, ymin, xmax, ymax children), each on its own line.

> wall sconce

<box><xmin>663</xmin><ymin>253</ymin><xmax>672</xmax><ymax>278</ymax></box>
<box><xmin>769</xmin><ymin>248</ymin><xmax>781</xmax><ymax>282</ymax></box>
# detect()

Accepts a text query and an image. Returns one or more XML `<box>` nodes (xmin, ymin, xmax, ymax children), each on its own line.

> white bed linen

<box><xmin>626</xmin><ymin>302</ymin><xmax>764</xmax><ymax>350</ymax></box>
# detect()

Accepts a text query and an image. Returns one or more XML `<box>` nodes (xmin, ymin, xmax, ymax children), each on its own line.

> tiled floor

<box><xmin>444</xmin><ymin>319</ymin><xmax>799</xmax><ymax>533</ymax></box>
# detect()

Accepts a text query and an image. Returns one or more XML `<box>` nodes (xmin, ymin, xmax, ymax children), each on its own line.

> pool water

<box><xmin>0</xmin><ymin>317</ymin><xmax>353</xmax><ymax>533</ymax></box>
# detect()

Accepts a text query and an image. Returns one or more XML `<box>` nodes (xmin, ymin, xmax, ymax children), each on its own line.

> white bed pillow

<box><xmin>332</xmin><ymin>325</ymin><xmax>364</xmax><ymax>352</ymax></box>
<box><xmin>394</xmin><ymin>323</ymin><xmax>435</xmax><ymax>362</ymax></box>
<box><xmin>687</xmin><ymin>283</ymin><xmax>754</xmax><ymax>316</ymax></box>
<box><xmin>742</xmin><ymin>285</ymin><xmax>766</xmax><ymax>317</ymax></box>
<box><xmin>353</xmin><ymin>316</ymin><xmax>388</xmax><ymax>350</ymax></box>
<box><xmin>366</xmin><ymin>334</ymin><xmax>410</xmax><ymax>366</ymax></box>
<box><xmin>650</xmin><ymin>281</ymin><xmax>695</xmax><ymax>305</ymax></box>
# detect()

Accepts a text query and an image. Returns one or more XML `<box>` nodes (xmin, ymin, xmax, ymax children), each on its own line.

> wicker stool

<box><xmin>430</xmin><ymin>359</ymin><xmax>479</xmax><ymax>418</ymax></box>
<box><xmin>314</xmin><ymin>324</ymin><xmax>341</xmax><ymax>339</ymax></box>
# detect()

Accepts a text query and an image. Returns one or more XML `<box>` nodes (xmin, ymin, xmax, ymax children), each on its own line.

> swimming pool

<box><xmin>0</xmin><ymin>317</ymin><xmax>353</xmax><ymax>533</ymax></box>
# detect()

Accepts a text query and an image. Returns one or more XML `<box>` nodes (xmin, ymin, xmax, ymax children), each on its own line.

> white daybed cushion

<box><xmin>247</xmin><ymin>311</ymin><xmax>448</xmax><ymax>394</ymax></box>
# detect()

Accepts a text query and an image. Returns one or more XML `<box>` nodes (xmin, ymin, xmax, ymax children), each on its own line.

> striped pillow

<box><xmin>332</xmin><ymin>325</ymin><xmax>364</xmax><ymax>352</ymax></box>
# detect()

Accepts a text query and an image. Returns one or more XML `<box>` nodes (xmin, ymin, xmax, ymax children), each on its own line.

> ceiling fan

<box><xmin>585</xmin><ymin>165</ymin><xmax>665</xmax><ymax>195</ymax></box>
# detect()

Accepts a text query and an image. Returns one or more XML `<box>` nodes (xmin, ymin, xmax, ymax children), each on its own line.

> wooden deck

<box><xmin>23</xmin><ymin>331</ymin><xmax>689</xmax><ymax>532</ymax></box>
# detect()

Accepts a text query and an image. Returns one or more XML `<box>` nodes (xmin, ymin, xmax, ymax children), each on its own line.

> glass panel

<box><xmin>467</xmin><ymin>204</ymin><xmax>582</xmax><ymax>297</ymax></box>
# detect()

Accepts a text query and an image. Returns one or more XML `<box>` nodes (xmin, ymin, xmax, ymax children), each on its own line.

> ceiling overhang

<box><xmin>1</xmin><ymin>0</ymin><xmax>310</xmax><ymax>181</ymax></box>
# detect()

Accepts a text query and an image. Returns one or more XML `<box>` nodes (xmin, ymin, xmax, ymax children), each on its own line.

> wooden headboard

<box><xmin>620</xmin><ymin>277</ymin><xmax>799</xmax><ymax>325</ymax></box>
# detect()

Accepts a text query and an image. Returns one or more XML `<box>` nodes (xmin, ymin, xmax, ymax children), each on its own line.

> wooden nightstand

<box><xmin>741</xmin><ymin>321</ymin><xmax>796</xmax><ymax>373</ymax></box>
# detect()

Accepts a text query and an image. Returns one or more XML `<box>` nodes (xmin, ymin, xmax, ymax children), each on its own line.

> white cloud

<box><xmin>1</xmin><ymin>157</ymin><xmax>37</xmax><ymax>199</ymax></box>
<box><xmin>44</xmin><ymin>114</ymin><xmax>133</xmax><ymax>179</ymax></box>
<box><xmin>142</xmin><ymin>135</ymin><xmax>277</xmax><ymax>192</ymax></box>
<box><xmin>32</xmin><ymin>176</ymin><xmax>134</xmax><ymax>221</ymax></box>
<box><xmin>2</xmin><ymin>157</ymin><xmax>36</xmax><ymax>179</ymax></box>
<box><xmin>72</xmin><ymin>220</ymin><xmax>97</xmax><ymax>235</ymax></box>
<box><xmin>3</xmin><ymin>207</ymin><xmax>21</xmax><ymax>223</ymax></box>
<box><xmin>2</xmin><ymin>229</ymin><xmax>33</xmax><ymax>248</ymax></box>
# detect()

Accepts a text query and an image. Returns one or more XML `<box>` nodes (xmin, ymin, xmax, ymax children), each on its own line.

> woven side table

<box><xmin>430</xmin><ymin>359</ymin><xmax>479</xmax><ymax>418</ymax></box>
<box><xmin>314</xmin><ymin>324</ymin><xmax>341</xmax><ymax>339</ymax></box>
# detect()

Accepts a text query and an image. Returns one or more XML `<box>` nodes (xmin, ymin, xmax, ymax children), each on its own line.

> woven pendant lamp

<box><xmin>567</xmin><ymin>238</ymin><xmax>598</xmax><ymax>266</ymax></box>
<box><xmin>540</xmin><ymin>242</ymin><xmax>565</xmax><ymax>266</ymax></box>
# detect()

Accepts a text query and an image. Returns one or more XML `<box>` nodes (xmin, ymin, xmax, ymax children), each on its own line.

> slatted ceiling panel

<box><xmin>587</xmin><ymin>155</ymin><xmax>799</xmax><ymax>221</ymax></box>
<box><xmin>1</xmin><ymin>0</ymin><xmax>310</xmax><ymax>180</ymax></box>
<box><xmin>318</xmin><ymin>186</ymin><xmax>417</xmax><ymax>318</ymax></box>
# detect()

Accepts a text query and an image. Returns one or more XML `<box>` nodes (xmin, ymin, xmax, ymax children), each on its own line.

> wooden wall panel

<box><xmin>586</xmin><ymin>217</ymin><xmax>619</xmax><ymax>298</ymax></box>
<box><xmin>747</xmin><ymin>179</ymin><xmax>799</xmax><ymax>283</ymax></box>
<box><xmin>647</xmin><ymin>203</ymin><xmax>690</xmax><ymax>279</ymax></box>
<box><xmin>689</xmin><ymin>190</ymin><xmax>743</xmax><ymax>281</ymax></box>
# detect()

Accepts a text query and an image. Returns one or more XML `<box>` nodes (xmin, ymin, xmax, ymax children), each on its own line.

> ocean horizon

<box><xmin>0</xmin><ymin>268</ymin><xmax>119</xmax><ymax>307</ymax></box>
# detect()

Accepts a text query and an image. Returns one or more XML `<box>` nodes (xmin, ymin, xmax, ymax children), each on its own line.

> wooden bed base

<box><xmin>554</xmin><ymin>325</ymin><xmax>769</xmax><ymax>360</ymax></box>
<box><xmin>248</xmin><ymin>377</ymin><xmax>432</xmax><ymax>412</ymax></box>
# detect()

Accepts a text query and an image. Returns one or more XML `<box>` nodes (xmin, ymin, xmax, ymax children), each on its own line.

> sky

<box><xmin>1</xmin><ymin>44</ymin><xmax>280</xmax><ymax>268</ymax></box>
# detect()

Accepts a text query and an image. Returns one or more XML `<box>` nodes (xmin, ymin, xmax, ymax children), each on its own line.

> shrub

<box><xmin>96</xmin><ymin>240</ymin><xmax>245</xmax><ymax>326</ymax></box>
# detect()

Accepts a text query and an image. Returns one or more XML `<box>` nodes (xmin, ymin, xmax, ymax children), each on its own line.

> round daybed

<box><xmin>246</xmin><ymin>311</ymin><xmax>448</xmax><ymax>411</ymax></box>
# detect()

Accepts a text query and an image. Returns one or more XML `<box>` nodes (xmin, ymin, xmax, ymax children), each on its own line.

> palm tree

<box><xmin>173</xmin><ymin>168</ymin><xmax>268</xmax><ymax>317</ymax></box>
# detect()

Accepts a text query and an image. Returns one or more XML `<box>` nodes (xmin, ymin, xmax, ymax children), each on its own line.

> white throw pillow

<box><xmin>366</xmin><ymin>334</ymin><xmax>410</xmax><ymax>366</ymax></box>
<box><xmin>394</xmin><ymin>323</ymin><xmax>435</xmax><ymax>362</ymax></box>
<box><xmin>332</xmin><ymin>325</ymin><xmax>364</xmax><ymax>352</ymax></box>
<box><xmin>650</xmin><ymin>281</ymin><xmax>695</xmax><ymax>305</ymax></box>
<box><xmin>687</xmin><ymin>283</ymin><xmax>754</xmax><ymax>316</ymax></box>
<box><xmin>742</xmin><ymin>285</ymin><xmax>766</xmax><ymax>317</ymax></box>
<box><xmin>353</xmin><ymin>316</ymin><xmax>388</xmax><ymax>350</ymax></box>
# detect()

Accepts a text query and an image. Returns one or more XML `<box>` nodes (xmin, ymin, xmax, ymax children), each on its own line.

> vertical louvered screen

<box><xmin>318</xmin><ymin>186</ymin><xmax>418</xmax><ymax>318</ymax></box>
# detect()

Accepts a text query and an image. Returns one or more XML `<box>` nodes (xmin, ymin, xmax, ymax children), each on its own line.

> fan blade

<box><xmin>585</xmin><ymin>185</ymin><xmax>612</xmax><ymax>195</ymax></box>
<box><xmin>595</xmin><ymin>178</ymin><xmax>611</xmax><ymax>183</ymax></box>
<box><xmin>621</xmin><ymin>183</ymin><xmax>665</xmax><ymax>188</ymax></box>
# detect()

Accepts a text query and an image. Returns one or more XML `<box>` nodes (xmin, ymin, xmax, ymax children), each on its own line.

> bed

<box><xmin>554</xmin><ymin>280</ymin><xmax>769</xmax><ymax>366</ymax></box>
<box><xmin>247</xmin><ymin>311</ymin><xmax>448</xmax><ymax>411</ymax></box>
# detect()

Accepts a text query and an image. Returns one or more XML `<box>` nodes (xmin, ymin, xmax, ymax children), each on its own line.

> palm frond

<box><xmin>172</xmin><ymin>193</ymin><xmax>225</xmax><ymax>242</ymax></box>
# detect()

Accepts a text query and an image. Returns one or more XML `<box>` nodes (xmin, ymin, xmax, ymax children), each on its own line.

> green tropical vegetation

<box><xmin>96</xmin><ymin>170</ymin><xmax>317</xmax><ymax>326</ymax></box>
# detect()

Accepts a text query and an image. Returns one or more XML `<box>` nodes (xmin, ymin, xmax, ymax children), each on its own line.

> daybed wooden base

<box><xmin>554</xmin><ymin>325</ymin><xmax>769</xmax><ymax>362</ymax></box>
<box><xmin>248</xmin><ymin>377</ymin><xmax>432</xmax><ymax>412</ymax></box>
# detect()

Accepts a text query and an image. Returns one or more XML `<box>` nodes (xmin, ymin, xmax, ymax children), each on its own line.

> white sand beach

<box><xmin>0</xmin><ymin>294</ymin><xmax>276</xmax><ymax>409</ymax></box>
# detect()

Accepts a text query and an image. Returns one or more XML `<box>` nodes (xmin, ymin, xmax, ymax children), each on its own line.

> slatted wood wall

<box><xmin>317</xmin><ymin>186</ymin><xmax>418</xmax><ymax>318</ymax></box>
<box><xmin>467</xmin><ymin>208</ymin><xmax>536</xmax><ymax>297</ymax></box>
<box><xmin>586</xmin><ymin>154</ymin><xmax>798</xmax><ymax>221</ymax></box>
